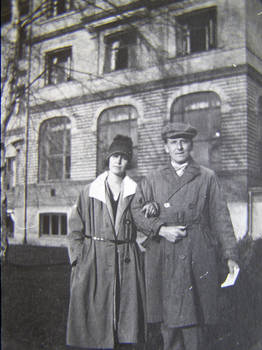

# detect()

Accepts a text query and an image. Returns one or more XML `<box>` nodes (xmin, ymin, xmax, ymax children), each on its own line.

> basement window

<box><xmin>176</xmin><ymin>7</ymin><xmax>216</xmax><ymax>56</ymax></box>
<box><xmin>104</xmin><ymin>31</ymin><xmax>137</xmax><ymax>73</ymax></box>
<box><xmin>40</xmin><ymin>213</ymin><xmax>67</xmax><ymax>236</ymax></box>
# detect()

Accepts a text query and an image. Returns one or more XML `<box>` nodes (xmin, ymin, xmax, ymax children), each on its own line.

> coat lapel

<box><xmin>115</xmin><ymin>176</ymin><xmax>137</xmax><ymax>236</ymax></box>
<box><xmin>89</xmin><ymin>172</ymin><xmax>137</xmax><ymax>237</ymax></box>
<box><xmin>165</xmin><ymin>158</ymin><xmax>201</xmax><ymax>202</ymax></box>
<box><xmin>89</xmin><ymin>171</ymin><xmax>115</xmax><ymax>229</ymax></box>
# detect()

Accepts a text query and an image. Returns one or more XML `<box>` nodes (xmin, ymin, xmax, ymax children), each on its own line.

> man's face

<box><xmin>164</xmin><ymin>137</ymin><xmax>192</xmax><ymax>164</ymax></box>
<box><xmin>109</xmin><ymin>153</ymin><xmax>129</xmax><ymax>177</ymax></box>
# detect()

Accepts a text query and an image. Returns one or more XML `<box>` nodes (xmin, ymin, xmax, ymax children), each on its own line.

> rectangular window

<box><xmin>19</xmin><ymin>0</ymin><xmax>29</xmax><ymax>16</ymax></box>
<box><xmin>1</xmin><ymin>0</ymin><xmax>29</xmax><ymax>24</ymax></box>
<box><xmin>39</xmin><ymin>213</ymin><xmax>67</xmax><ymax>236</ymax></box>
<box><xmin>47</xmin><ymin>0</ymin><xmax>74</xmax><ymax>18</ymax></box>
<box><xmin>176</xmin><ymin>7</ymin><xmax>216</xmax><ymax>56</ymax></box>
<box><xmin>104</xmin><ymin>31</ymin><xmax>137</xmax><ymax>73</ymax></box>
<box><xmin>45</xmin><ymin>47</ymin><xmax>72</xmax><ymax>85</ymax></box>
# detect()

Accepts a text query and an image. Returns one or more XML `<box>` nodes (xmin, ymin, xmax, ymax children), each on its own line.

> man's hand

<box><xmin>141</xmin><ymin>201</ymin><xmax>160</xmax><ymax>218</ymax></box>
<box><xmin>227</xmin><ymin>259</ymin><xmax>240</xmax><ymax>274</ymax></box>
<box><xmin>159</xmin><ymin>225</ymin><xmax>187</xmax><ymax>243</ymax></box>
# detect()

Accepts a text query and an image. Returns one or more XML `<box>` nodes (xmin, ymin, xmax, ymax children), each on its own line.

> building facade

<box><xmin>2</xmin><ymin>0</ymin><xmax>262</xmax><ymax>247</ymax></box>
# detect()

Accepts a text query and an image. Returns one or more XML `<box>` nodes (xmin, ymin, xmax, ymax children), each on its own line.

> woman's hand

<box><xmin>141</xmin><ymin>201</ymin><xmax>160</xmax><ymax>218</ymax></box>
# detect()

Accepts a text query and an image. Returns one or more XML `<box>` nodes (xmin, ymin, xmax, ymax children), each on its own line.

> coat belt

<box><xmin>84</xmin><ymin>235</ymin><xmax>135</xmax><ymax>245</ymax></box>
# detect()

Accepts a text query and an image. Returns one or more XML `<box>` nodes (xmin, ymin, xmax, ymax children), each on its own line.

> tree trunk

<box><xmin>1</xmin><ymin>0</ymin><xmax>20</xmax><ymax>260</ymax></box>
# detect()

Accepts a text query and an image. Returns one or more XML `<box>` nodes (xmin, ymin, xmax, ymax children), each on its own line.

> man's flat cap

<box><xmin>161</xmin><ymin>122</ymin><xmax>197</xmax><ymax>140</ymax></box>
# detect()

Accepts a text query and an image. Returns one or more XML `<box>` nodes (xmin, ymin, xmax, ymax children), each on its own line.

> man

<box><xmin>131</xmin><ymin>122</ymin><xmax>239</xmax><ymax>350</ymax></box>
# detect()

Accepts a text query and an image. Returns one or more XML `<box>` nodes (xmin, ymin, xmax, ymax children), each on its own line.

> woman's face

<box><xmin>109</xmin><ymin>153</ymin><xmax>129</xmax><ymax>177</ymax></box>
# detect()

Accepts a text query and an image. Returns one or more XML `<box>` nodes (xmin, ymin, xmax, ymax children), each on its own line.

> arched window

<box><xmin>171</xmin><ymin>92</ymin><xmax>221</xmax><ymax>170</ymax></box>
<box><xmin>39</xmin><ymin>117</ymin><xmax>71</xmax><ymax>181</ymax></box>
<box><xmin>97</xmin><ymin>105</ymin><xmax>138</xmax><ymax>175</ymax></box>
<box><xmin>258</xmin><ymin>96</ymin><xmax>262</xmax><ymax>173</ymax></box>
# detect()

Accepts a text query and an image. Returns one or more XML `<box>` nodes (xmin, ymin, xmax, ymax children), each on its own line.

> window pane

<box><xmin>39</xmin><ymin>117</ymin><xmax>71</xmax><ymax>181</ymax></box>
<box><xmin>39</xmin><ymin>213</ymin><xmax>68</xmax><ymax>236</ymax></box>
<box><xmin>51</xmin><ymin>215</ymin><xmax>59</xmax><ymax>235</ymax></box>
<box><xmin>65</xmin><ymin>156</ymin><xmax>71</xmax><ymax>179</ymax></box>
<box><xmin>66</xmin><ymin>129</ymin><xmax>71</xmax><ymax>153</ymax></box>
<box><xmin>258</xmin><ymin>97</ymin><xmax>262</xmax><ymax>172</ymax></box>
<box><xmin>190</xmin><ymin>26</ymin><xmax>206</xmax><ymax>53</ymax></box>
<box><xmin>97</xmin><ymin>106</ymin><xmax>138</xmax><ymax>174</ymax></box>
<box><xmin>39</xmin><ymin>155</ymin><xmax>47</xmax><ymax>181</ymax></box>
<box><xmin>176</xmin><ymin>8</ymin><xmax>216</xmax><ymax>55</ymax></box>
<box><xmin>41</xmin><ymin>215</ymin><xmax>50</xmax><ymax>235</ymax></box>
<box><xmin>115</xmin><ymin>46</ymin><xmax>129</xmax><ymax>70</ymax></box>
<box><xmin>171</xmin><ymin>92</ymin><xmax>221</xmax><ymax>170</ymax></box>
<box><xmin>104</xmin><ymin>32</ymin><xmax>136</xmax><ymax>73</ymax></box>
<box><xmin>48</xmin><ymin>157</ymin><xmax>63</xmax><ymax>180</ymax></box>
<box><xmin>6</xmin><ymin>158</ymin><xmax>15</xmax><ymax>189</ymax></box>
<box><xmin>57</xmin><ymin>0</ymin><xmax>66</xmax><ymax>14</ymax></box>
<box><xmin>1</xmin><ymin>0</ymin><xmax>12</xmax><ymax>24</ymax></box>
<box><xmin>61</xmin><ymin>215</ymin><xmax>67</xmax><ymax>235</ymax></box>
<box><xmin>19</xmin><ymin>0</ymin><xmax>29</xmax><ymax>16</ymax></box>
<box><xmin>46</xmin><ymin>48</ymin><xmax>71</xmax><ymax>85</ymax></box>
<box><xmin>7</xmin><ymin>214</ymin><xmax>14</xmax><ymax>238</ymax></box>
<box><xmin>191</xmin><ymin>140</ymin><xmax>209</xmax><ymax>167</ymax></box>
<box><xmin>47</xmin><ymin>0</ymin><xmax>72</xmax><ymax>17</ymax></box>
<box><xmin>49</xmin><ymin>130</ymin><xmax>64</xmax><ymax>155</ymax></box>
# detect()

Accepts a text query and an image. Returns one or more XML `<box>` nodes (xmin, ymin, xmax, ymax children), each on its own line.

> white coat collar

<box><xmin>89</xmin><ymin>171</ymin><xmax>137</xmax><ymax>204</ymax></box>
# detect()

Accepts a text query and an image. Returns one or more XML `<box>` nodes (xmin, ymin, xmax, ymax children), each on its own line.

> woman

<box><xmin>66</xmin><ymin>135</ymin><xmax>152</xmax><ymax>349</ymax></box>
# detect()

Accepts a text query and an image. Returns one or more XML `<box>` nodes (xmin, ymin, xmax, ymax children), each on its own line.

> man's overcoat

<box><xmin>67</xmin><ymin>172</ymin><xmax>146</xmax><ymax>349</ymax></box>
<box><xmin>131</xmin><ymin>159</ymin><xmax>238</xmax><ymax>327</ymax></box>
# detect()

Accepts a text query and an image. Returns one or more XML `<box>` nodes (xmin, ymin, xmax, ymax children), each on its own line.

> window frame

<box><xmin>104</xmin><ymin>31</ymin><xmax>137</xmax><ymax>73</ymax></box>
<box><xmin>39</xmin><ymin>212</ymin><xmax>68</xmax><ymax>236</ymax></box>
<box><xmin>1</xmin><ymin>0</ymin><xmax>29</xmax><ymax>25</ymax></box>
<box><xmin>175</xmin><ymin>7</ymin><xmax>217</xmax><ymax>56</ymax></box>
<box><xmin>6</xmin><ymin>156</ymin><xmax>16</xmax><ymax>190</ymax></box>
<box><xmin>45</xmin><ymin>47</ymin><xmax>72</xmax><ymax>86</ymax></box>
<box><xmin>97</xmin><ymin>105</ymin><xmax>138</xmax><ymax>175</ymax></box>
<box><xmin>170</xmin><ymin>92</ymin><xmax>221</xmax><ymax>171</ymax></box>
<box><xmin>38</xmin><ymin>117</ymin><xmax>71</xmax><ymax>182</ymax></box>
<box><xmin>46</xmin><ymin>0</ymin><xmax>74</xmax><ymax>18</ymax></box>
<box><xmin>257</xmin><ymin>96</ymin><xmax>262</xmax><ymax>174</ymax></box>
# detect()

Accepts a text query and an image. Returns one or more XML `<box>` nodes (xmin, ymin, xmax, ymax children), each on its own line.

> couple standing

<box><xmin>66</xmin><ymin>122</ymin><xmax>239</xmax><ymax>350</ymax></box>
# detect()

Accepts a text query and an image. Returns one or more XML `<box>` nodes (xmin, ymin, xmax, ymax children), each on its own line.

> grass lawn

<box><xmin>1</xmin><ymin>239</ymin><xmax>262</xmax><ymax>350</ymax></box>
<box><xmin>2</xmin><ymin>245</ymin><xmax>70</xmax><ymax>350</ymax></box>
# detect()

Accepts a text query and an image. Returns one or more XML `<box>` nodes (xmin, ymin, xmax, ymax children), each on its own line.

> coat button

<box><xmin>179</xmin><ymin>254</ymin><xmax>186</xmax><ymax>260</ymax></box>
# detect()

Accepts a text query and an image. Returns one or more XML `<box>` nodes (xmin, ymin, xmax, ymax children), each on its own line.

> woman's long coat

<box><xmin>131</xmin><ymin>159</ymin><xmax>238</xmax><ymax>327</ymax></box>
<box><xmin>66</xmin><ymin>172</ymin><xmax>146</xmax><ymax>349</ymax></box>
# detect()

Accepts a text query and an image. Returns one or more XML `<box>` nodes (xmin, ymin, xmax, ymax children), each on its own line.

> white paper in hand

<box><xmin>221</xmin><ymin>266</ymin><xmax>240</xmax><ymax>288</ymax></box>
